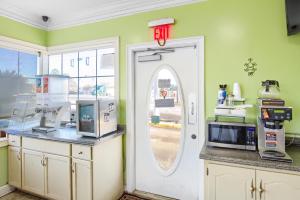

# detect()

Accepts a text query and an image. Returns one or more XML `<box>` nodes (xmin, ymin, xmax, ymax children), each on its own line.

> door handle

<box><xmin>259</xmin><ymin>180</ymin><xmax>265</xmax><ymax>200</ymax></box>
<box><xmin>191</xmin><ymin>134</ymin><xmax>197</xmax><ymax>139</ymax></box>
<box><xmin>188</xmin><ymin>93</ymin><xmax>196</xmax><ymax>124</ymax></box>
<box><xmin>250</xmin><ymin>179</ymin><xmax>255</xmax><ymax>199</ymax></box>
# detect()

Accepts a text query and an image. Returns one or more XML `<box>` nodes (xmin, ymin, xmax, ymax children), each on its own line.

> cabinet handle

<box><xmin>44</xmin><ymin>157</ymin><xmax>47</xmax><ymax>166</ymax></box>
<box><xmin>250</xmin><ymin>179</ymin><xmax>255</xmax><ymax>199</ymax></box>
<box><xmin>17</xmin><ymin>152</ymin><xmax>21</xmax><ymax>160</ymax></box>
<box><xmin>259</xmin><ymin>180</ymin><xmax>265</xmax><ymax>200</ymax></box>
<box><xmin>78</xmin><ymin>151</ymin><xmax>83</xmax><ymax>155</ymax></box>
<box><xmin>72</xmin><ymin>163</ymin><xmax>75</xmax><ymax>173</ymax></box>
<box><xmin>41</xmin><ymin>159</ymin><xmax>44</xmax><ymax>166</ymax></box>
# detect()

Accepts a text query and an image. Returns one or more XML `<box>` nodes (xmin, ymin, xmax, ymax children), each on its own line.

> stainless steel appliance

<box><xmin>206</xmin><ymin>119</ymin><xmax>257</xmax><ymax>151</ymax></box>
<box><xmin>76</xmin><ymin>99</ymin><xmax>117</xmax><ymax>138</ymax></box>
<box><xmin>257</xmin><ymin>102</ymin><xmax>293</xmax><ymax>162</ymax></box>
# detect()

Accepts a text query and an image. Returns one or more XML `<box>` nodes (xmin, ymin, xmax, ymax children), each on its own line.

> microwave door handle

<box><xmin>217</xmin><ymin>126</ymin><xmax>222</xmax><ymax>141</ymax></box>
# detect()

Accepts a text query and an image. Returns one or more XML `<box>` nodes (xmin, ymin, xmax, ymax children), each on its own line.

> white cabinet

<box><xmin>22</xmin><ymin>149</ymin><xmax>71</xmax><ymax>200</ymax></box>
<box><xmin>206</xmin><ymin>164</ymin><xmax>255</xmax><ymax>200</ymax></box>
<box><xmin>45</xmin><ymin>153</ymin><xmax>71</xmax><ymax>200</ymax></box>
<box><xmin>256</xmin><ymin>170</ymin><xmax>300</xmax><ymax>200</ymax></box>
<box><xmin>205</xmin><ymin>162</ymin><xmax>300</xmax><ymax>200</ymax></box>
<box><xmin>22</xmin><ymin>149</ymin><xmax>45</xmax><ymax>196</ymax></box>
<box><xmin>8</xmin><ymin>146</ymin><xmax>21</xmax><ymax>188</ymax></box>
<box><xmin>8</xmin><ymin>134</ymin><xmax>123</xmax><ymax>200</ymax></box>
<box><xmin>72</xmin><ymin>158</ymin><xmax>92</xmax><ymax>200</ymax></box>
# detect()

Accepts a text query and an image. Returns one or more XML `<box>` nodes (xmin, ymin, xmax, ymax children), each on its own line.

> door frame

<box><xmin>126</xmin><ymin>36</ymin><xmax>205</xmax><ymax>198</ymax></box>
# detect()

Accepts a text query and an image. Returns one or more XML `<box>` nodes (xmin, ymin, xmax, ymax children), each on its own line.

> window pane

<box><xmin>0</xmin><ymin>47</ymin><xmax>18</xmax><ymax>76</ymax></box>
<box><xmin>21</xmin><ymin>78</ymin><xmax>37</xmax><ymax>94</ymax></box>
<box><xmin>19</xmin><ymin>52</ymin><xmax>38</xmax><ymax>77</ymax></box>
<box><xmin>96</xmin><ymin>77</ymin><xmax>114</xmax><ymax>97</ymax></box>
<box><xmin>49</xmin><ymin>54</ymin><xmax>62</xmax><ymax>75</ymax></box>
<box><xmin>79</xmin><ymin>77</ymin><xmax>96</xmax><ymax>100</ymax></box>
<box><xmin>79</xmin><ymin>50</ymin><xmax>96</xmax><ymax>77</ymax></box>
<box><xmin>63</xmin><ymin>52</ymin><xmax>78</xmax><ymax>77</ymax></box>
<box><xmin>97</xmin><ymin>52</ymin><xmax>115</xmax><ymax>76</ymax></box>
<box><xmin>69</xmin><ymin>78</ymin><xmax>78</xmax><ymax>105</ymax></box>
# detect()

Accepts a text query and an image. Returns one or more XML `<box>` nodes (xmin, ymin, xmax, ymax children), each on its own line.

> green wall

<box><xmin>0</xmin><ymin>147</ymin><xmax>8</xmax><ymax>187</ymax></box>
<box><xmin>47</xmin><ymin>0</ymin><xmax>300</xmax><ymax>133</ymax></box>
<box><xmin>0</xmin><ymin>16</ymin><xmax>47</xmax><ymax>46</ymax></box>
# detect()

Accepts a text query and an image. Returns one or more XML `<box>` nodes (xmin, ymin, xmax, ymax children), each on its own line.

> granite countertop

<box><xmin>200</xmin><ymin>145</ymin><xmax>300</xmax><ymax>172</ymax></box>
<box><xmin>6</xmin><ymin>126</ymin><xmax>125</xmax><ymax>146</ymax></box>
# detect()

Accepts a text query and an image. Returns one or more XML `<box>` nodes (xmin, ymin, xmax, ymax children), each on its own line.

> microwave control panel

<box><xmin>246</xmin><ymin>127</ymin><xmax>257</xmax><ymax>146</ymax></box>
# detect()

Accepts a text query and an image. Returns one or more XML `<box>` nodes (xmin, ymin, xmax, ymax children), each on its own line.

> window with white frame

<box><xmin>0</xmin><ymin>47</ymin><xmax>40</xmax><ymax>118</ymax></box>
<box><xmin>48</xmin><ymin>46</ymin><xmax>116</xmax><ymax>110</ymax></box>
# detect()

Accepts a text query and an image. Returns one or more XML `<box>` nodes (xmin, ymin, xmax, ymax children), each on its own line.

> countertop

<box><xmin>6</xmin><ymin>126</ymin><xmax>125</xmax><ymax>146</ymax></box>
<box><xmin>200</xmin><ymin>145</ymin><xmax>300</xmax><ymax>173</ymax></box>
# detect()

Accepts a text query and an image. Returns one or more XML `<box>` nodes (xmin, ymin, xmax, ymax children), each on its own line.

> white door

<box><xmin>206</xmin><ymin>164</ymin><xmax>255</xmax><ymax>200</ymax></box>
<box><xmin>45</xmin><ymin>153</ymin><xmax>71</xmax><ymax>200</ymax></box>
<box><xmin>135</xmin><ymin>46</ymin><xmax>202</xmax><ymax>200</ymax></box>
<box><xmin>8</xmin><ymin>146</ymin><xmax>22</xmax><ymax>188</ymax></box>
<box><xmin>22</xmin><ymin>149</ymin><xmax>45</xmax><ymax>196</ymax></box>
<box><xmin>72</xmin><ymin>158</ymin><xmax>93</xmax><ymax>200</ymax></box>
<box><xmin>256</xmin><ymin>170</ymin><xmax>300</xmax><ymax>200</ymax></box>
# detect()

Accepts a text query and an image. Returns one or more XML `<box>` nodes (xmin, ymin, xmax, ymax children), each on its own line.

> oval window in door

<box><xmin>148</xmin><ymin>67</ymin><xmax>184</xmax><ymax>174</ymax></box>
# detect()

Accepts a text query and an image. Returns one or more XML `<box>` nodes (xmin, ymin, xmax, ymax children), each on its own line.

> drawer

<box><xmin>72</xmin><ymin>144</ymin><xmax>92</xmax><ymax>160</ymax></box>
<box><xmin>8</xmin><ymin>135</ymin><xmax>21</xmax><ymax>147</ymax></box>
<box><xmin>22</xmin><ymin>137</ymin><xmax>71</xmax><ymax>156</ymax></box>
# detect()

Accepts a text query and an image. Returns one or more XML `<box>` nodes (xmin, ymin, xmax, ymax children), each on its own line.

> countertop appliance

<box><xmin>257</xmin><ymin>99</ymin><xmax>293</xmax><ymax>163</ymax></box>
<box><xmin>206</xmin><ymin>119</ymin><xmax>257</xmax><ymax>151</ymax></box>
<box><xmin>76</xmin><ymin>99</ymin><xmax>117</xmax><ymax>138</ymax></box>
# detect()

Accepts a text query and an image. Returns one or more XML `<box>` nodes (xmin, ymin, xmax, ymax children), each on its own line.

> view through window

<box><xmin>48</xmin><ymin>48</ymin><xmax>115</xmax><ymax>110</ymax></box>
<box><xmin>0</xmin><ymin>47</ymin><xmax>39</xmax><ymax>118</ymax></box>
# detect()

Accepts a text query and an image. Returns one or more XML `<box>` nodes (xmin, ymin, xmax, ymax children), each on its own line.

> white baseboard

<box><xmin>0</xmin><ymin>184</ymin><xmax>15</xmax><ymax>197</ymax></box>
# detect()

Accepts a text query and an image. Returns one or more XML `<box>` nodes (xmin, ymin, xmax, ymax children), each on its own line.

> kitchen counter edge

<box><xmin>200</xmin><ymin>145</ymin><xmax>300</xmax><ymax>173</ymax></box>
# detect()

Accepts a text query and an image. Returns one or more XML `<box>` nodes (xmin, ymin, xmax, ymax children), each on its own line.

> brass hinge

<box><xmin>206</xmin><ymin>168</ymin><xmax>209</xmax><ymax>176</ymax></box>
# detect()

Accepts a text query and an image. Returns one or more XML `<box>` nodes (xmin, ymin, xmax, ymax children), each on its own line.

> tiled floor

<box><xmin>0</xmin><ymin>190</ymin><xmax>44</xmax><ymax>200</ymax></box>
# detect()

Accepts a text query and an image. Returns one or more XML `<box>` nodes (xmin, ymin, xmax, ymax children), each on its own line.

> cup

<box><xmin>233</xmin><ymin>82</ymin><xmax>241</xmax><ymax>100</ymax></box>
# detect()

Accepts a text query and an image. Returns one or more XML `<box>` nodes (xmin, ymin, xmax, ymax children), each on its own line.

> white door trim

<box><xmin>126</xmin><ymin>36</ymin><xmax>205</xmax><ymax>199</ymax></box>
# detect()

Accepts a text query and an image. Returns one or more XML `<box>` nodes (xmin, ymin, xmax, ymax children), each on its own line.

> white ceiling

<box><xmin>0</xmin><ymin>0</ymin><xmax>204</xmax><ymax>30</ymax></box>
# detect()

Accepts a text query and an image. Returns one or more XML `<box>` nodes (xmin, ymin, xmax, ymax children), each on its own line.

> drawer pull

<box><xmin>78</xmin><ymin>151</ymin><xmax>83</xmax><ymax>155</ymax></box>
<box><xmin>11</xmin><ymin>140</ymin><xmax>15</xmax><ymax>143</ymax></box>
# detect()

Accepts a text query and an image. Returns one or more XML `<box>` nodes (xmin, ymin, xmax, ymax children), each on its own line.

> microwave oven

<box><xmin>76</xmin><ymin>99</ymin><xmax>117</xmax><ymax>138</ymax></box>
<box><xmin>206</xmin><ymin>120</ymin><xmax>257</xmax><ymax>151</ymax></box>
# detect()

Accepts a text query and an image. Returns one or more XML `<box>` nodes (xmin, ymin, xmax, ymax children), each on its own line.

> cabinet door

<box><xmin>45</xmin><ymin>154</ymin><xmax>71</xmax><ymax>200</ymax></box>
<box><xmin>256</xmin><ymin>170</ymin><xmax>300</xmax><ymax>200</ymax></box>
<box><xmin>22</xmin><ymin>149</ymin><xmax>45</xmax><ymax>196</ymax></box>
<box><xmin>8</xmin><ymin>146</ymin><xmax>21</xmax><ymax>188</ymax></box>
<box><xmin>206</xmin><ymin>164</ymin><xmax>255</xmax><ymax>200</ymax></box>
<box><xmin>72</xmin><ymin>159</ymin><xmax>92</xmax><ymax>200</ymax></box>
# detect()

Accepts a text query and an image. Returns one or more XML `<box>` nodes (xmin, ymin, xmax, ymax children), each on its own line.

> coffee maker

<box><xmin>257</xmin><ymin>102</ymin><xmax>293</xmax><ymax>162</ymax></box>
<box><xmin>257</xmin><ymin>80</ymin><xmax>293</xmax><ymax>162</ymax></box>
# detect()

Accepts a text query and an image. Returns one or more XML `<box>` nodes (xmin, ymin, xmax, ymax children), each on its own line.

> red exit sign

<box><xmin>148</xmin><ymin>18</ymin><xmax>175</xmax><ymax>46</ymax></box>
<box><xmin>153</xmin><ymin>25</ymin><xmax>171</xmax><ymax>46</ymax></box>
